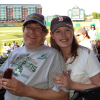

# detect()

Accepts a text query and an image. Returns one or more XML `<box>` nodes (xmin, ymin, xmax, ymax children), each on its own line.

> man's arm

<box><xmin>26</xmin><ymin>87</ymin><xmax>69</xmax><ymax>100</ymax></box>
<box><xmin>2</xmin><ymin>78</ymin><xmax>69</xmax><ymax>100</ymax></box>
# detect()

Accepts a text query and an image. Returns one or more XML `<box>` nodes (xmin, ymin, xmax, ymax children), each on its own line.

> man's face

<box><xmin>23</xmin><ymin>22</ymin><xmax>46</xmax><ymax>49</ymax></box>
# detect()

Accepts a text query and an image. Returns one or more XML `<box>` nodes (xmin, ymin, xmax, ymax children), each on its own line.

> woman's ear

<box><xmin>50</xmin><ymin>32</ymin><xmax>54</xmax><ymax>39</ymax></box>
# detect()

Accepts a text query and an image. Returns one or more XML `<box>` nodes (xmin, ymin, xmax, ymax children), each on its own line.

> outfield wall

<box><xmin>0</xmin><ymin>23</ymin><xmax>23</xmax><ymax>27</ymax></box>
<box><xmin>46</xmin><ymin>22</ymin><xmax>100</xmax><ymax>27</ymax></box>
<box><xmin>0</xmin><ymin>22</ymin><xmax>100</xmax><ymax>27</ymax></box>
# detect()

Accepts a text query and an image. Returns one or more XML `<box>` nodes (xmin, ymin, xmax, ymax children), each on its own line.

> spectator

<box><xmin>96</xmin><ymin>39</ymin><xmax>100</xmax><ymax>62</ymax></box>
<box><xmin>6</xmin><ymin>43</ymin><xmax>11</xmax><ymax>56</ymax></box>
<box><xmin>94</xmin><ymin>32</ymin><xmax>100</xmax><ymax>54</ymax></box>
<box><xmin>0</xmin><ymin>13</ymin><xmax>68</xmax><ymax>100</ymax></box>
<box><xmin>20</xmin><ymin>41</ymin><xmax>24</xmax><ymax>47</ymax></box>
<box><xmin>0</xmin><ymin>55</ymin><xmax>3</xmax><ymax>59</ymax></box>
<box><xmin>44</xmin><ymin>39</ymin><xmax>48</xmax><ymax>45</ymax></box>
<box><xmin>10</xmin><ymin>40</ymin><xmax>15</xmax><ymax>51</ymax></box>
<box><xmin>2</xmin><ymin>42</ymin><xmax>9</xmax><ymax>57</ymax></box>
<box><xmin>50</xmin><ymin>16</ymin><xmax>100</xmax><ymax>99</ymax></box>
<box><xmin>11</xmin><ymin>40</ymin><xmax>15</xmax><ymax>48</ymax></box>
<box><xmin>76</xmin><ymin>28</ymin><xmax>98</xmax><ymax>55</ymax></box>
<box><xmin>88</xmin><ymin>25</ymin><xmax>97</xmax><ymax>41</ymax></box>
<box><xmin>97</xmin><ymin>39</ymin><xmax>100</xmax><ymax>54</ymax></box>
<box><xmin>85</xmin><ymin>26</ymin><xmax>90</xmax><ymax>31</ymax></box>
<box><xmin>48</xmin><ymin>42</ymin><xmax>51</xmax><ymax>47</ymax></box>
<box><xmin>7</xmin><ymin>43</ymin><xmax>11</xmax><ymax>47</ymax></box>
<box><xmin>13</xmin><ymin>42</ymin><xmax>19</xmax><ymax>50</ymax></box>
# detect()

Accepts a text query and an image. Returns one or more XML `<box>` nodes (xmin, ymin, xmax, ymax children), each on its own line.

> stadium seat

<box><xmin>69</xmin><ymin>86</ymin><xmax>100</xmax><ymax>100</ymax></box>
<box><xmin>0</xmin><ymin>89</ymin><xmax>6</xmax><ymax>100</ymax></box>
<box><xmin>0</xmin><ymin>57</ymin><xmax>8</xmax><ymax>67</ymax></box>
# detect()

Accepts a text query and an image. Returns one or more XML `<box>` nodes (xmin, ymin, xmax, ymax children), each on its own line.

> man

<box><xmin>20</xmin><ymin>41</ymin><xmax>24</xmax><ymax>47</ymax></box>
<box><xmin>2</xmin><ymin>42</ymin><xmax>9</xmax><ymax>58</ymax></box>
<box><xmin>13</xmin><ymin>42</ymin><xmax>19</xmax><ymax>50</ymax></box>
<box><xmin>10</xmin><ymin>40</ymin><xmax>15</xmax><ymax>51</ymax></box>
<box><xmin>0</xmin><ymin>13</ymin><xmax>69</xmax><ymax>100</ymax></box>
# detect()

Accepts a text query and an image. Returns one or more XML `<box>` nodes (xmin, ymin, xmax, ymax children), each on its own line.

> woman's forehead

<box><xmin>57</xmin><ymin>26</ymin><xmax>71</xmax><ymax>30</ymax></box>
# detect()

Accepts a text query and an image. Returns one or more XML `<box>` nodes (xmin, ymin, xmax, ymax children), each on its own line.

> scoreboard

<box><xmin>68</xmin><ymin>5</ymin><xmax>85</xmax><ymax>21</ymax></box>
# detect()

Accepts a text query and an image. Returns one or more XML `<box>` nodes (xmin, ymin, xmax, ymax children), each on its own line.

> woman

<box><xmin>50</xmin><ymin>16</ymin><xmax>100</xmax><ymax>98</ymax></box>
<box><xmin>76</xmin><ymin>28</ymin><xmax>98</xmax><ymax>55</ymax></box>
<box><xmin>88</xmin><ymin>25</ymin><xmax>97</xmax><ymax>41</ymax></box>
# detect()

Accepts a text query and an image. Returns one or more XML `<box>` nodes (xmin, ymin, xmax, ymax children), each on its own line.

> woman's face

<box><xmin>51</xmin><ymin>26</ymin><xmax>74</xmax><ymax>49</ymax></box>
<box><xmin>76</xmin><ymin>32</ymin><xmax>84</xmax><ymax>42</ymax></box>
<box><xmin>91</xmin><ymin>25</ymin><xmax>95</xmax><ymax>30</ymax></box>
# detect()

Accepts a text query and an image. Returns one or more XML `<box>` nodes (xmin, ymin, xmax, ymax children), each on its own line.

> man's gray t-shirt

<box><xmin>0</xmin><ymin>45</ymin><xmax>68</xmax><ymax>100</ymax></box>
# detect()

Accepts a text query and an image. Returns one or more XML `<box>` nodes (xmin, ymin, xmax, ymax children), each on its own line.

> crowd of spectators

<box><xmin>0</xmin><ymin>41</ymin><xmax>24</xmax><ymax>58</ymax></box>
<box><xmin>76</xmin><ymin>25</ymin><xmax>100</xmax><ymax>62</ymax></box>
<box><xmin>0</xmin><ymin>24</ymin><xmax>100</xmax><ymax>60</ymax></box>
<box><xmin>0</xmin><ymin>39</ymin><xmax>51</xmax><ymax>59</ymax></box>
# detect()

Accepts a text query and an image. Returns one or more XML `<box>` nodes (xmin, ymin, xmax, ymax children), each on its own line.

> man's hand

<box><xmin>1</xmin><ymin>77</ymin><xmax>28</xmax><ymax>96</ymax></box>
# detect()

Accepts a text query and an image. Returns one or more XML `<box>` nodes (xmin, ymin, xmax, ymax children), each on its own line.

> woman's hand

<box><xmin>1</xmin><ymin>77</ymin><xmax>29</xmax><ymax>96</ymax></box>
<box><xmin>53</xmin><ymin>71</ymin><xmax>74</xmax><ymax>89</ymax></box>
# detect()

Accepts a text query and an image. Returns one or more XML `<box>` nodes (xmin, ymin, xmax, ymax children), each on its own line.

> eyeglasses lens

<box><xmin>77</xmin><ymin>34</ymin><xmax>80</xmax><ymax>36</ymax></box>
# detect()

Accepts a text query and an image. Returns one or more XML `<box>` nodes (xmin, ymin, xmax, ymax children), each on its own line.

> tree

<box><xmin>91</xmin><ymin>12</ymin><xmax>100</xmax><ymax>19</ymax></box>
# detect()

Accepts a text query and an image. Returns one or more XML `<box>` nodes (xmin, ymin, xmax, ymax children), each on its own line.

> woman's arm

<box><xmin>53</xmin><ymin>71</ymin><xmax>100</xmax><ymax>91</ymax></box>
<box><xmin>72</xmin><ymin>72</ymin><xmax>100</xmax><ymax>91</ymax></box>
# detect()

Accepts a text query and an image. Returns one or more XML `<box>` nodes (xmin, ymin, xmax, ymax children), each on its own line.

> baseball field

<box><xmin>0</xmin><ymin>26</ymin><xmax>82</xmax><ymax>49</ymax></box>
<box><xmin>0</xmin><ymin>25</ymin><xmax>100</xmax><ymax>55</ymax></box>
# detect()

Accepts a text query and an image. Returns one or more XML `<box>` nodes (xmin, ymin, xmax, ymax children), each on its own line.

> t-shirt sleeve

<box><xmin>48</xmin><ymin>53</ymin><xmax>69</xmax><ymax>93</ymax></box>
<box><xmin>84</xmin><ymin>50</ymin><xmax>100</xmax><ymax>77</ymax></box>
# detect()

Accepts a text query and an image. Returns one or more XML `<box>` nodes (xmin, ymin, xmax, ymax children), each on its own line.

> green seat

<box><xmin>70</xmin><ymin>86</ymin><xmax>100</xmax><ymax>100</ymax></box>
<box><xmin>0</xmin><ymin>57</ymin><xmax>8</xmax><ymax>66</ymax></box>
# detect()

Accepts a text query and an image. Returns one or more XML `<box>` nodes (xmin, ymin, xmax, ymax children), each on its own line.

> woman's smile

<box><xmin>60</xmin><ymin>39</ymin><xmax>68</xmax><ymax>42</ymax></box>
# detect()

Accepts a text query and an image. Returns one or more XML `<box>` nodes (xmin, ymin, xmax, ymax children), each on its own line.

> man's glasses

<box><xmin>77</xmin><ymin>34</ymin><xmax>81</xmax><ymax>37</ymax></box>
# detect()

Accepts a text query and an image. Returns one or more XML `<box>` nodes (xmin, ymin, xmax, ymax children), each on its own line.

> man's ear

<box><xmin>50</xmin><ymin>32</ymin><xmax>54</xmax><ymax>39</ymax></box>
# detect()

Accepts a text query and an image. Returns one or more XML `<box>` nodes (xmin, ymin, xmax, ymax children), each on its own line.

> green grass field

<box><xmin>0</xmin><ymin>25</ymin><xmax>99</xmax><ymax>54</ymax></box>
<box><xmin>0</xmin><ymin>26</ymin><xmax>82</xmax><ymax>48</ymax></box>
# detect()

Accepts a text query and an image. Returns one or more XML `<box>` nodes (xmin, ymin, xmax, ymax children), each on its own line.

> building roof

<box><xmin>0</xmin><ymin>4</ymin><xmax>42</xmax><ymax>8</ymax></box>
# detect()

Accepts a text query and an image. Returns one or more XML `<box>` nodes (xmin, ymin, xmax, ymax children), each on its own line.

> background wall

<box><xmin>46</xmin><ymin>22</ymin><xmax>100</xmax><ymax>27</ymax></box>
<box><xmin>0</xmin><ymin>22</ymin><xmax>100</xmax><ymax>27</ymax></box>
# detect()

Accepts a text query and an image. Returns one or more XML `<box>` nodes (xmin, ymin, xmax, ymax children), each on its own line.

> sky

<box><xmin>1</xmin><ymin>0</ymin><xmax>100</xmax><ymax>16</ymax></box>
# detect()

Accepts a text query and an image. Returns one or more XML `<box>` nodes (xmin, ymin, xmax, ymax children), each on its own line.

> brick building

<box><xmin>0</xmin><ymin>4</ymin><xmax>42</xmax><ymax>23</ymax></box>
